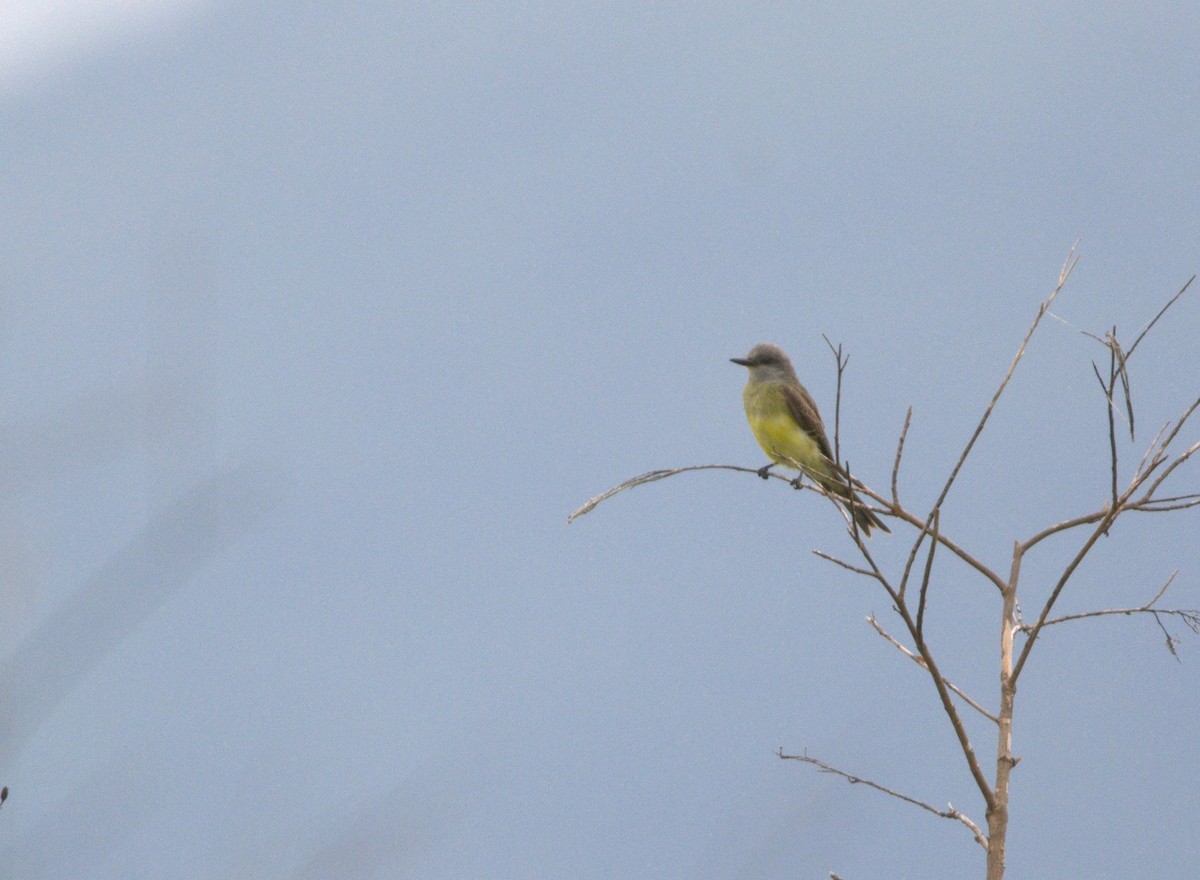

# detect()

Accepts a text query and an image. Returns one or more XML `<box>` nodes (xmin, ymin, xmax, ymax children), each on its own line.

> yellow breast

<box><xmin>742</xmin><ymin>383</ymin><xmax>829</xmax><ymax>476</ymax></box>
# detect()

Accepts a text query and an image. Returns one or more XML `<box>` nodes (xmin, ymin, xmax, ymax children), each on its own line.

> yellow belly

<box><xmin>742</xmin><ymin>384</ymin><xmax>831</xmax><ymax>478</ymax></box>
<box><xmin>750</xmin><ymin>412</ymin><xmax>824</xmax><ymax>469</ymax></box>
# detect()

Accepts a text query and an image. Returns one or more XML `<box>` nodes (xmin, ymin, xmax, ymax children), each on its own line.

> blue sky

<box><xmin>2</xmin><ymin>3</ymin><xmax>1199</xmax><ymax>877</ymax></box>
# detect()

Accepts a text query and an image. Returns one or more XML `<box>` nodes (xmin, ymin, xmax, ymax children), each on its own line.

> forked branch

<box><xmin>1015</xmin><ymin>571</ymin><xmax>1200</xmax><ymax>659</ymax></box>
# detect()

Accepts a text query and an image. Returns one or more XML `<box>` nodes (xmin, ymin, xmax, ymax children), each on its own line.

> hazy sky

<box><xmin>2</xmin><ymin>3</ymin><xmax>1199</xmax><ymax>877</ymax></box>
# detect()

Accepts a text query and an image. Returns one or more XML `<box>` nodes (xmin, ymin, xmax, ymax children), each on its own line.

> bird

<box><xmin>731</xmin><ymin>343</ymin><xmax>889</xmax><ymax>536</ymax></box>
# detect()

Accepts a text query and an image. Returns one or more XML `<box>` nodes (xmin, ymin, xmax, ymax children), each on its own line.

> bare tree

<box><xmin>569</xmin><ymin>247</ymin><xmax>1200</xmax><ymax>879</ymax></box>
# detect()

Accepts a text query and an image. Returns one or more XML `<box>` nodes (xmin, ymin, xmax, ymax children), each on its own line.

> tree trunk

<box><xmin>988</xmin><ymin>551</ymin><xmax>1022</xmax><ymax>880</ymax></box>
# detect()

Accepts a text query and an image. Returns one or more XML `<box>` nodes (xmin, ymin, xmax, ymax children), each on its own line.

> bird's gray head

<box><xmin>730</xmin><ymin>343</ymin><xmax>799</xmax><ymax>382</ymax></box>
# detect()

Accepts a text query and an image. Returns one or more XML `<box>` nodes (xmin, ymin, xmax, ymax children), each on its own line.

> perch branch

<box><xmin>568</xmin><ymin>465</ymin><xmax>765</xmax><ymax>523</ymax></box>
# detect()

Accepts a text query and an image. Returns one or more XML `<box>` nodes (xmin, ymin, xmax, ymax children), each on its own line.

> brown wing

<box><xmin>782</xmin><ymin>379</ymin><xmax>890</xmax><ymax>535</ymax></box>
<box><xmin>780</xmin><ymin>381</ymin><xmax>835</xmax><ymax>463</ymax></box>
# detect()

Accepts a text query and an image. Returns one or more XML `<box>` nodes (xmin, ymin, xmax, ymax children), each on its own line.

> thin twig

<box><xmin>567</xmin><ymin>464</ymin><xmax>766</xmax><ymax>522</ymax></box>
<box><xmin>1152</xmin><ymin>397</ymin><xmax>1200</xmax><ymax>465</ymax></box>
<box><xmin>851</xmin><ymin>483</ymin><xmax>1008</xmax><ymax>593</ymax></box>
<box><xmin>1146</xmin><ymin>572</ymin><xmax>1178</xmax><ymax>608</ymax></box>
<box><xmin>1020</xmin><ymin>510</ymin><xmax>1108</xmax><ymax>553</ymax></box>
<box><xmin>867</xmin><ymin>613</ymin><xmax>927</xmax><ymax>666</ymax></box>
<box><xmin>1013</xmin><ymin>281</ymin><xmax>1200</xmax><ymax>681</ymax></box>
<box><xmin>1103</xmin><ymin>336</ymin><xmax>1120</xmax><ymax>508</ymax></box>
<box><xmin>812</xmin><ymin>550</ymin><xmax>880</xmax><ymax>580</ymax></box>
<box><xmin>1017</xmin><ymin>605</ymin><xmax>1200</xmax><ymax>633</ymax></box>
<box><xmin>1097</xmin><ymin>327</ymin><xmax>1136</xmax><ymax>443</ymax></box>
<box><xmin>896</xmin><ymin>245</ymin><xmax>1080</xmax><ymax>601</ymax></box>
<box><xmin>1117</xmin><ymin>341</ymin><xmax>1135</xmax><ymax>442</ymax></box>
<box><xmin>1139</xmin><ymin>432</ymin><xmax>1200</xmax><ymax>503</ymax></box>
<box><xmin>1126</xmin><ymin>275</ymin><xmax>1195</xmax><ymax>359</ymax></box>
<box><xmin>1135</xmin><ymin>493</ymin><xmax>1200</xmax><ymax>507</ymax></box>
<box><xmin>866</xmin><ymin>615</ymin><xmax>999</xmax><ymax>724</ymax></box>
<box><xmin>823</xmin><ymin>334</ymin><xmax>845</xmax><ymax>466</ymax></box>
<box><xmin>835</xmin><ymin>516</ymin><xmax>894</xmax><ymax>597</ymax></box>
<box><xmin>776</xmin><ymin>749</ymin><xmax>989</xmax><ymax>851</ymax></box>
<box><xmin>928</xmin><ymin>243</ymin><xmax>1080</xmax><ymax>524</ymax></box>
<box><xmin>1154</xmin><ymin>613</ymin><xmax>1185</xmax><ymax>658</ymax></box>
<box><xmin>1133</xmin><ymin>496</ymin><xmax>1200</xmax><ymax>512</ymax></box>
<box><xmin>1136</xmin><ymin>422</ymin><xmax>1171</xmax><ymax>479</ymax></box>
<box><xmin>833</xmin><ymin>532</ymin><xmax>1003</xmax><ymax>777</ymax></box>
<box><xmin>1012</xmin><ymin>505</ymin><xmax>1122</xmax><ymax>684</ymax></box>
<box><xmin>1089</xmin><ymin>352</ymin><xmax>1132</xmax><ymax>441</ymax></box>
<box><xmin>881</xmin><ymin>591</ymin><xmax>995</xmax><ymax>807</ymax></box>
<box><xmin>821</xmin><ymin>344</ymin><xmax>891</xmax><ymax>539</ymax></box>
<box><xmin>1014</xmin><ymin>570</ymin><xmax>1200</xmax><ymax>657</ymax></box>
<box><xmin>897</xmin><ymin>510</ymin><xmax>936</xmax><ymax>602</ymax></box>
<box><xmin>892</xmin><ymin>407</ymin><xmax>912</xmax><ymax>506</ymax></box>
<box><xmin>916</xmin><ymin>509</ymin><xmax>939</xmax><ymax>636</ymax></box>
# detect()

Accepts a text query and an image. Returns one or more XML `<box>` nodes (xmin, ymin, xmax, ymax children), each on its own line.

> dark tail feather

<box><xmin>851</xmin><ymin>498</ymin><xmax>890</xmax><ymax>536</ymax></box>
<box><xmin>824</xmin><ymin>476</ymin><xmax>890</xmax><ymax>537</ymax></box>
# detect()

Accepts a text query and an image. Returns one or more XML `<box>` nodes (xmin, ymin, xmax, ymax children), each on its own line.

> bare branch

<box><xmin>824</xmin><ymin>509</ymin><xmax>1006</xmax><ymax>777</ymax></box>
<box><xmin>1132</xmin><ymin>495</ymin><xmax>1200</xmax><ymax>513</ymax></box>
<box><xmin>1082</xmin><ymin>276</ymin><xmax>1196</xmax><ymax>502</ymax></box>
<box><xmin>1111</xmin><ymin>331</ymin><xmax>1135</xmax><ymax>442</ymax></box>
<box><xmin>1145</xmin><ymin>570</ymin><xmax>1174</xmax><ymax>607</ymax></box>
<box><xmin>867</xmin><ymin>615</ymin><xmax>999</xmax><ymax>724</ymax></box>
<box><xmin>1154</xmin><ymin>613</ymin><xmax>1184</xmax><ymax>659</ymax></box>
<box><xmin>1012</xmin><ymin>507</ymin><xmax>1123</xmax><ymax>684</ymax></box>
<box><xmin>1138</xmin><ymin>433</ymin><xmax>1200</xmax><ymax>503</ymax></box>
<box><xmin>817</xmin><ymin>504</ymin><xmax>995</xmax><ymax>804</ymax></box>
<box><xmin>1126</xmin><ymin>275</ymin><xmax>1195</xmax><ymax>360</ymax></box>
<box><xmin>777</xmin><ymin>748</ymin><xmax>989</xmax><ymax>851</ymax></box>
<box><xmin>813</xmin><ymin>549</ymin><xmax>880</xmax><ymax>580</ymax></box>
<box><xmin>897</xmin><ymin>510</ymin><xmax>936</xmax><ymax>601</ymax></box>
<box><xmin>854</xmin><ymin>485</ymin><xmax>1006</xmax><ymax>594</ymax></box>
<box><xmin>928</xmin><ymin>243</ymin><xmax>1080</xmax><ymax>520</ymax></box>
<box><xmin>867</xmin><ymin>613</ymin><xmax>926</xmax><ymax>666</ymax></box>
<box><xmin>892</xmin><ymin>406</ymin><xmax>912</xmax><ymax>506</ymax></box>
<box><xmin>1089</xmin><ymin>345</ymin><xmax>1132</xmax><ymax>441</ymax></box>
<box><xmin>823</xmin><ymin>334</ymin><xmax>845</xmax><ymax>466</ymax></box>
<box><xmin>884</xmin><ymin>246</ymin><xmax>1080</xmax><ymax>604</ymax></box>
<box><xmin>1013</xmin><ymin>294</ymin><xmax>1198</xmax><ymax>683</ymax></box>
<box><xmin>1013</xmin><ymin>571</ymin><xmax>1199</xmax><ymax>658</ymax></box>
<box><xmin>889</xmin><ymin>599</ymin><xmax>994</xmax><ymax>806</ymax></box>
<box><xmin>834</xmin><ymin>516</ymin><xmax>896</xmax><ymax>600</ymax></box>
<box><xmin>1020</xmin><ymin>510</ymin><xmax>1109</xmax><ymax>553</ymax></box>
<box><xmin>1136</xmin><ymin>492</ymin><xmax>1200</xmax><ymax>507</ymax></box>
<box><xmin>1105</xmin><ymin>337</ymin><xmax>1121</xmax><ymax>506</ymax></box>
<box><xmin>916</xmin><ymin>509</ymin><xmax>939</xmax><ymax>636</ymax></box>
<box><xmin>1090</xmin><ymin>349</ymin><xmax>1121</xmax><ymax>509</ymax></box>
<box><xmin>1017</xmin><ymin>604</ymin><xmax>1200</xmax><ymax>634</ymax></box>
<box><xmin>568</xmin><ymin>464</ymin><xmax>766</xmax><ymax>523</ymax></box>
<box><xmin>1155</xmin><ymin>397</ymin><xmax>1200</xmax><ymax>462</ymax></box>
<box><xmin>1118</xmin><ymin>356</ymin><xmax>1135</xmax><ymax>444</ymax></box>
<box><xmin>1136</xmin><ymin>421</ymin><xmax>1171</xmax><ymax>479</ymax></box>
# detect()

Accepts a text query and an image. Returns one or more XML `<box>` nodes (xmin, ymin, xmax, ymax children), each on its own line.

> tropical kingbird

<box><xmin>731</xmin><ymin>343</ymin><xmax>889</xmax><ymax>536</ymax></box>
